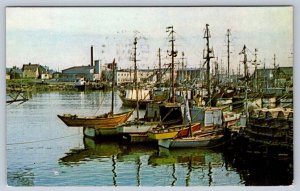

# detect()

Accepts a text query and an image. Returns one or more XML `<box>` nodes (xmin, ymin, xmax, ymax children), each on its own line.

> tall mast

<box><xmin>253</xmin><ymin>48</ymin><xmax>260</xmax><ymax>92</ymax></box>
<box><xmin>240</xmin><ymin>45</ymin><xmax>248</xmax><ymax>78</ymax></box>
<box><xmin>167</xmin><ymin>26</ymin><xmax>177</xmax><ymax>103</ymax></box>
<box><xmin>203</xmin><ymin>24</ymin><xmax>214</xmax><ymax>107</ymax></box>
<box><xmin>133</xmin><ymin>37</ymin><xmax>139</xmax><ymax>119</ymax></box>
<box><xmin>111</xmin><ymin>58</ymin><xmax>116</xmax><ymax>114</ymax></box>
<box><xmin>263</xmin><ymin>58</ymin><xmax>267</xmax><ymax>93</ymax></box>
<box><xmin>158</xmin><ymin>48</ymin><xmax>162</xmax><ymax>88</ymax></box>
<box><xmin>273</xmin><ymin>54</ymin><xmax>277</xmax><ymax>87</ymax></box>
<box><xmin>273</xmin><ymin>54</ymin><xmax>276</xmax><ymax>69</ymax></box>
<box><xmin>226</xmin><ymin>29</ymin><xmax>231</xmax><ymax>78</ymax></box>
<box><xmin>239</xmin><ymin>45</ymin><xmax>249</xmax><ymax>123</ymax></box>
<box><xmin>215</xmin><ymin>57</ymin><xmax>219</xmax><ymax>84</ymax></box>
<box><xmin>181</xmin><ymin>52</ymin><xmax>186</xmax><ymax>82</ymax></box>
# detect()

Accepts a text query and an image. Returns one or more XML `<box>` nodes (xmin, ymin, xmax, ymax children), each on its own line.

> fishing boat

<box><xmin>57</xmin><ymin>59</ymin><xmax>134</xmax><ymax>136</ymax></box>
<box><xmin>148</xmin><ymin>123</ymin><xmax>201</xmax><ymax>140</ymax></box>
<box><xmin>158</xmin><ymin>105</ymin><xmax>228</xmax><ymax>149</ymax></box>
<box><xmin>156</xmin><ymin>25</ymin><xmax>232</xmax><ymax>149</ymax></box>
<box><xmin>119</xmin><ymin>88</ymin><xmax>169</xmax><ymax>109</ymax></box>
<box><xmin>74</xmin><ymin>77</ymin><xmax>86</xmax><ymax>91</ymax></box>
<box><xmin>118</xmin><ymin>43</ymin><xmax>168</xmax><ymax>109</ymax></box>
<box><xmin>57</xmin><ymin>111</ymin><xmax>134</xmax><ymax>128</ymax></box>
<box><xmin>158</xmin><ymin>129</ymin><xmax>225</xmax><ymax>148</ymax></box>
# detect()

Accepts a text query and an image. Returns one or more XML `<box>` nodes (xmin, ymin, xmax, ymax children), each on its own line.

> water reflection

<box><xmin>7</xmin><ymin>168</ymin><xmax>35</xmax><ymax>186</ymax></box>
<box><xmin>59</xmin><ymin>138</ymin><xmax>122</xmax><ymax>165</ymax></box>
<box><xmin>59</xmin><ymin>137</ymin><xmax>293</xmax><ymax>186</ymax></box>
<box><xmin>148</xmin><ymin>147</ymin><xmax>224</xmax><ymax>186</ymax></box>
<box><xmin>223</xmin><ymin>150</ymin><xmax>293</xmax><ymax>186</ymax></box>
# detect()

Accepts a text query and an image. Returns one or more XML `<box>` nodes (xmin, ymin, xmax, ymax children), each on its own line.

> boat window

<box><xmin>213</xmin><ymin>110</ymin><xmax>222</xmax><ymax>125</ymax></box>
<box><xmin>205</xmin><ymin>111</ymin><xmax>213</xmax><ymax>126</ymax></box>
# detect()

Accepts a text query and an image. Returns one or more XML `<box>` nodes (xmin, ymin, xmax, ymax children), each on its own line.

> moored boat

<box><xmin>147</xmin><ymin>123</ymin><xmax>201</xmax><ymax>140</ymax></box>
<box><xmin>57</xmin><ymin>110</ymin><xmax>134</xmax><ymax>128</ymax></box>
<box><xmin>58</xmin><ymin>59</ymin><xmax>134</xmax><ymax>137</ymax></box>
<box><xmin>158</xmin><ymin>132</ymin><xmax>225</xmax><ymax>148</ymax></box>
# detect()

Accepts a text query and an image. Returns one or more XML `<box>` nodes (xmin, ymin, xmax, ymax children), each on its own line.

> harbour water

<box><xmin>6</xmin><ymin>91</ymin><xmax>293</xmax><ymax>186</ymax></box>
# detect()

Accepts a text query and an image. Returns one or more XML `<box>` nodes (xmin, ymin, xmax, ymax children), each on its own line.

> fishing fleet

<box><xmin>57</xmin><ymin>24</ymin><xmax>293</xmax><ymax>159</ymax></box>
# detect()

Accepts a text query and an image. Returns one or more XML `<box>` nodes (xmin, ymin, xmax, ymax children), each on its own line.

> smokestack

<box><xmin>91</xmin><ymin>45</ymin><xmax>94</xmax><ymax>66</ymax></box>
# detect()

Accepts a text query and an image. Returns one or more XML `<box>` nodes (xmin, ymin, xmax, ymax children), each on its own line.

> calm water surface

<box><xmin>6</xmin><ymin>91</ymin><xmax>293</xmax><ymax>186</ymax></box>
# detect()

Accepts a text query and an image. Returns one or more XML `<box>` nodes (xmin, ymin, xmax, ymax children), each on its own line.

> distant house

<box><xmin>41</xmin><ymin>73</ymin><xmax>52</xmax><ymax>80</ymax></box>
<box><xmin>60</xmin><ymin>66</ymin><xmax>95</xmax><ymax>82</ymax></box>
<box><xmin>22</xmin><ymin>63</ymin><xmax>47</xmax><ymax>79</ymax></box>
<box><xmin>6</xmin><ymin>66</ymin><xmax>23</xmax><ymax>79</ymax></box>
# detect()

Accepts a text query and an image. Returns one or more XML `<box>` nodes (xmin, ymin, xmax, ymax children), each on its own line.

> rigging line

<box><xmin>6</xmin><ymin>133</ymin><xmax>80</xmax><ymax>146</ymax></box>
<box><xmin>93</xmin><ymin>92</ymin><xmax>108</xmax><ymax>116</ymax></box>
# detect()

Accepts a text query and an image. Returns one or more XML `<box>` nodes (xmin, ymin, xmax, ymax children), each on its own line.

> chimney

<box><xmin>91</xmin><ymin>45</ymin><xmax>94</xmax><ymax>66</ymax></box>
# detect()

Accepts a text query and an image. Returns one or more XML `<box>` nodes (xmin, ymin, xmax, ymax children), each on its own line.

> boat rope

<box><xmin>93</xmin><ymin>92</ymin><xmax>108</xmax><ymax>115</ymax></box>
<box><xmin>6</xmin><ymin>133</ymin><xmax>80</xmax><ymax>146</ymax></box>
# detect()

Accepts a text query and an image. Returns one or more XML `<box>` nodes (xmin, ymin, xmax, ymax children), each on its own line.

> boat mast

<box><xmin>158</xmin><ymin>48</ymin><xmax>162</xmax><ymax>88</ymax></box>
<box><xmin>167</xmin><ymin>26</ymin><xmax>177</xmax><ymax>103</ymax></box>
<box><xmin>239</xmin><ymin>45</ymin><xmax>249</xmax><ymax>123</ymax></box>
<box><xmin>226</xmin><ymin>29</ymin><xmax>231</xmax><ymax>78</ymax></box>
<box><xmin>273</xmin><ymin>54</ymin><xmax>277</xmax><ymax>87</ymax></box>
<box><xmin>133</xmin><ymin>37</ymin><xmax>139</xmax><ymax>119</ymax></box>
<box><xmin>111</xmin><ymin>58</ymin><xmax>116</xmax><ymax>114</ymax></box>
<box><xmin>253</xmin><ymin>48</ymin><xmax>260</xmax><ymax>92</ymax></box>
<box><xmin>203</xmin><ymin>24</ymin><xmax>214</xmax><ymax>107</ymax></box>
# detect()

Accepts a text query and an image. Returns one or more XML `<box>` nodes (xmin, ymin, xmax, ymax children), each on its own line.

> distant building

<box><xmin>116</xmin><ymin>68</ymin><xmax>155</xmax><ymax>85</ymax></box>
<box><xmin>60</xmin><ymin>66</ymin><xmax>95</xmax><ymax>82</ymax></box>
<box><xmin>52</xmin><ymin>72</ymin><xmax>61</xmax><ymax>80</ymax></box>
<box><xmin>41</xmin><ymin>73</ymin><xmax>52</xmax><ymax>80</ymax></box>
<box><xmin>6</xmin><ymin>66</ymin><xmax>23</xmax><ymax>79</ymax></box>
<box><xmin>116</xmin><ymin>69</ymin><xmax>133</xmax><ymax>84</ymax></box>
<box><xmin>59</xmin><ymin>60</ymin><xmax>102</xmax><ymax>82</ymax></box>
<box><xmin>22</xmin><ymin>63</ymin><xmax>47</xmax><ymax>79</ymax></box>
<box><xmin>253</xmin><ymin>66</ymin><xmax>293</xmax><ymax>94</ymax></box>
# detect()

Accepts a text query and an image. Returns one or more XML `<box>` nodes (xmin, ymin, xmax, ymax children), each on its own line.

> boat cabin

<box><xmin>144</xmin><ymin>102</ymin><xmax>183</xmax><ymax>125</ymax></box>
<box><xmin>190</xmin><ymin>107</ymin><xmax>223</xmax><ymax>127</ymax></box>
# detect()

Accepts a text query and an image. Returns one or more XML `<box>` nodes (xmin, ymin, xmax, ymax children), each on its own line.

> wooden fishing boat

<box><xmin>57</xmin><ymin>110</ymin><xmax>134</xmax><ymax>129</ymax></box>
<box><xmin>147</xmin><ymin>123</ymin><xmax>201</xmax><ymax>140</ymax></box>
<box><xmin>158</xmin><ymin>132</ymin><xmax>225</xmax><ymax>149</ymax></box>
<box><xmin>58</xmin><ymin>59</ymin><xmax>134</xmax><ymax>135</ymax></box>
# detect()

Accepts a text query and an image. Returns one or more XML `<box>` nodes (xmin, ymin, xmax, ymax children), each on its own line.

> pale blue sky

<box><xmin>6</xmin><ymin>7</ymin><xmax>293</xmax><ymax>73</ymax></box>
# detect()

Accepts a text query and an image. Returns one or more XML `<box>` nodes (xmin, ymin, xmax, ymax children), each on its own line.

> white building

<box><xmin>116</xmin><ymin>69</ymin><xmax>155</xmax><ymax>85</ymax></box>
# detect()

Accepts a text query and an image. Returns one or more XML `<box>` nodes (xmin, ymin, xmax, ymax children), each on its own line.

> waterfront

<box><xmin>6</xmin><ymin>91</ymin><xmax>293</xmax><ymax>186</ymax></box>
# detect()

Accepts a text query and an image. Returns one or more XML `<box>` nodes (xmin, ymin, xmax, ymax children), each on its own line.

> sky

<box><xmin>6</xmin><ymin>7</ymin><xmax>293</xmax><ymax>74</ymax></box>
